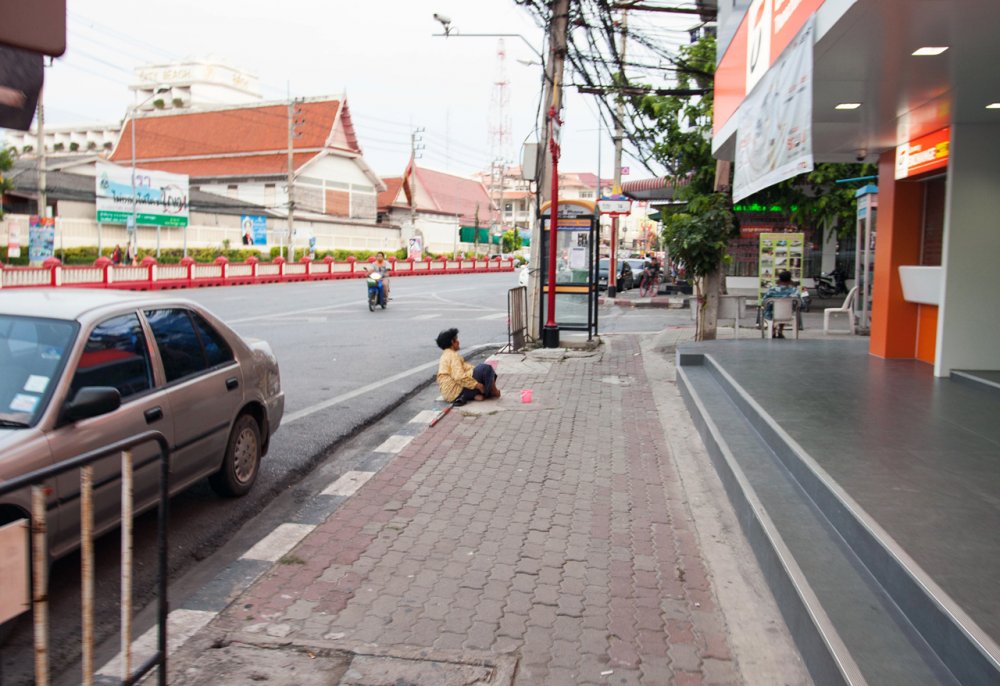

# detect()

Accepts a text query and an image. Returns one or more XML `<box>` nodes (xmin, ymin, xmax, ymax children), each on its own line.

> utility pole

<box><xmin>286</xmin><ymin>98</ymin><xmax>297</xmax><ymax>261</ymax></box>
<box><xmin>541</xmin><ymin>0</ymin><xmax>571</xmax><ymax>348</ymax></box>
<box><xmin>608</xmin><ymin>10</ymin><xmax>628</xmax><ymax>298</ymax></box>
<box><xmin>36</xmin><ymin>92</ymin><xmax>46</xmax><ymax>218</ymax></box>
<box><xmin>409</xmin><ymin>127</ymin><xmax>424</xmax><ymax>255</ymax></box>
<box><xmin>529</xmin><ymin>0</ymin><xmax>569</xmax><ymax>344</ymax></box>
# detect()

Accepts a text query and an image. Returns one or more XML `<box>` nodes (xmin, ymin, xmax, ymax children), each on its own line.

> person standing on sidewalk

<box><xmin>435</xmin><ymin>328</ymin><xmax>500</xmax><ymax>404</ymax></box>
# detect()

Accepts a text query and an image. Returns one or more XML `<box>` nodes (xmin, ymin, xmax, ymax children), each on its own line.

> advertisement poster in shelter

<box><xmin>28</xmin><ymin>215</ymin><xmax>55</xmax><ymax>264</ymax></box>
<box><xmin>758</xmin><ymin>232</ymin><xmax>804</xmax><ymax>301</ymax></box>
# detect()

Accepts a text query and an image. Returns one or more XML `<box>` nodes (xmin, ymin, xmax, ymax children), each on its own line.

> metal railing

<box><xmin>0</xmin><ymin>431</ymin><xmax>171</xmax><ymax>686</ymax></box>
<box><xmin>1</xmin><ymin>257</ymin><xmax>517</xmax><ymax>291</ymax></box>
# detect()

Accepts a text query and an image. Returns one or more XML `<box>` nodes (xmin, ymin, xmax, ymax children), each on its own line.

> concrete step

<box><xmin>676</xmin><ymin>352</ymin><xmax>998</xmax><ymax>685</ymax></box>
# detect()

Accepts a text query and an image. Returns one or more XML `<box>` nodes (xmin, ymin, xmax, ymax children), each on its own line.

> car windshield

<box><xmin>0</xmin><ymin>315</ymin><xmax>79</xmax><ymax>427</ymax></box>
<box><xmin>598</xmin><ymin>259</ymin><xmax>609</xmax><ymax>269</ymax></box>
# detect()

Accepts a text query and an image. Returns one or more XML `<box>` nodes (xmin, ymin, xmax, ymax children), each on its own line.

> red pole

<box><xmin>543</xmin><ymin>106</ymin><xmax>561</xmax><ymax>348</ymax></box>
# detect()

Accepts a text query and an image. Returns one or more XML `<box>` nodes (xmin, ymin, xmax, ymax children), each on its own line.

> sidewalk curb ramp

<box><xmin>676</xmin><ymin>350</ymin><xmax>1000</xmax><ymax>685</ymax></box>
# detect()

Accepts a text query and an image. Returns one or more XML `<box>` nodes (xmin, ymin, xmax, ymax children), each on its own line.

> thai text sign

<box><xmin>95</xmin><ymin>161</ymin><xmax>189</xmax><ymax>227</ymax></box>
<box><xmin>895</xmin><ymin>127</ymin><xmax>949</xmax><ymax>180</ymax></box>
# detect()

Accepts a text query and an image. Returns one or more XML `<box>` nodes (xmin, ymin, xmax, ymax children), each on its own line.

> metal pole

<box><xmin>31</xmin><ymin>485</ymin><xmax>49</xmax><ymax>686</ymax></box>
<box><xmin>608</xmin><ymin>10</ymin><xmax>628</xmax><ymax>298</ymax></box>
<box><xmin>120</xmin><ymin>449</ymin><xmax>134</xmax><ymax>682</ymax></box>
<box><xmin>130</xmin><ymin>105</ymin><xmax>137</xmax><ymax>260</ymax></box>
<box><xmin>81</xmin><ymin>465</ymin><xmax>95</xmax><ymax>686</ymax></box>
<box><xmin>286</xmin><ymin>97</ymin><xmax>295</xmax><ymax>262</ymax></box>
<box><xmin>37</xmin><ymin>92</ymin><xmax>47</xmax><ymax>218</ymax></box>
<box><xmin>543</xmin><ymin>104</ymin><xmax>561</xmax><ymax>347</ymax></box>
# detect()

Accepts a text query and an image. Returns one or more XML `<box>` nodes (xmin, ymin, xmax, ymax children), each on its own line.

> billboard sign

<box><xmin>241</xmin><ymin>215</ymin><xmax>268</xmax><ymax>246</ymax></box>
<box><xmin>733</xmin><ymin>17</ymin><xmax>815</xmax><ymax>202</ymax></box>
<box><xmin>28</xmin><ymin>215</ymin><xmax>55</xmax><ymax>264</ymax></box>
<box><xmin>95</xmin><ymin>161</ymin><xmax>189</xmax><ymax>227</ymax></box>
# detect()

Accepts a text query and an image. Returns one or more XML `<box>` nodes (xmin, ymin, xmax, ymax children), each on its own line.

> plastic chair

<box><xmin>717</xmin><ymin>295</ymin><xmax>745</xmax><ymax>338</ymax></box>
<box><xmin>823</xmin><ymin>286</ymin><xmax>858</xmax><ymax>334</ymax></box>
<box><xmin>761</xmin><ymin>297</ymin><xmax>799</xmax><ymax>339</ymax></box>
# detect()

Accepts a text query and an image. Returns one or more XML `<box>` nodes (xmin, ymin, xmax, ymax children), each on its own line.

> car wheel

<box><xmin>210</xmin><ymin>414</ymin><xmax>261</xmax><ymax>497</ymax></box>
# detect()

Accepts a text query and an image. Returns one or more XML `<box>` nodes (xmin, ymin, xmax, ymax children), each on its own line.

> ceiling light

<box><xmin>835</xmin><ymin>103</ymin><xmax>861</xmax><ymax>110</ymax></box>
<box><xmin>912</xmin><ymin>46</ymin><xmax>948</xmax><ymax>56</ymax></box>
<box><xmin>987</xmin><ymin>103</ymin><xmax>1000</xmax><ymax>109</ymax></box>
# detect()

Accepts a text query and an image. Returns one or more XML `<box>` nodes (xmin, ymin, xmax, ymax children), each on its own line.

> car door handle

<box><xmin>226</xmin><ymin>377</ymin><xmax>239</xmax><ymax>391</ymax></box>
<box><xmin>144</xmin><ymin>406</ymin><xmax>164</xmax><ymax>424</ymax></box>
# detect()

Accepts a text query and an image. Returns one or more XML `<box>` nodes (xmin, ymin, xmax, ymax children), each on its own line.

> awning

<box><xmin>621</xmin><ymin>176</ymin><xmax>686</xmax><ymax>201</ymax></box>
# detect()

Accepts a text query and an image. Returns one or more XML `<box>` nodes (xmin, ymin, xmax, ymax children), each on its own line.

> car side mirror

<box><xmin>62</xmin><ymin>386</ymin><xmax>121</xmax><ymax>424</ymax></box>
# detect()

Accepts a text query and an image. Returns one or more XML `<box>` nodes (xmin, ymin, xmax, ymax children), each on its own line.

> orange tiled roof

<box><xmin>378</xmin><ymin>176</ymin><xmax>403</xmax><ymax>209</ymax></box>
<box><xmin>109</xmin><ymin>99</ymin><xmax>351</xmax><ymax>175</ymax></box>
<box><xmin>413</xmin><ymin>166</ymin><xmax>494</xmax><ymax>226</ymax></box>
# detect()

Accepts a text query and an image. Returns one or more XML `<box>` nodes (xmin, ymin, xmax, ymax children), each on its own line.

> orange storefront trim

<box><xmin>870</xmin><ymin>151</ymin><xmax>922</xmax><ymax>358</ymax></box>
<box><xmin>916</xmin><ymin>305</ymin><xmax>938</xmax><ymax>364</ymax></box>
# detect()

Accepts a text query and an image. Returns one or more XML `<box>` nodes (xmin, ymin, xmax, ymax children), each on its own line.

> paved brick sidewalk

<box><xmin>174</xmin><ymin>335</ymin><xmax>763</xmax><ymax>684</ymax></box>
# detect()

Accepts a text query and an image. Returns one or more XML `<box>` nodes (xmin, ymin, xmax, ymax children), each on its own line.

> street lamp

<box><xmin>130</xmin><ymin>85</ymin><xmax>169</xmax><ymax>261</ymax></box>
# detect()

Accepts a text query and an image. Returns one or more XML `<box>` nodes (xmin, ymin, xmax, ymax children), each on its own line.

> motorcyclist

<box><xmin>370</xmin><ymin>251</ymin><xmax>391</xmax><ymax>299</ymax></box>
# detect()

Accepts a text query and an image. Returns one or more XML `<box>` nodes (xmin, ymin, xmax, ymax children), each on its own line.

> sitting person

<box><xmin>435</xmin><ymin>328</ymin><xmax>500</xmax><ymax>403</ymax></box>
<box><xmin>762</xmin><ymin>269</ymin><xmax>801</xmax><ymax>338</ymax></box>
<box><xmin>370</xmin><ymin>251</ymin><xmax>391</xmax><ymax>299</ymax></box>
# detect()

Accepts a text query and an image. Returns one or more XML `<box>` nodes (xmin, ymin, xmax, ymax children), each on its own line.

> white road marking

<box><xmin>477</xmin><ymin>312</ymin><xmax>508</xmax><ymax>320</ymax></box>
<box><xmin>374</xmin><ymin>434</ymin><xmax>414</xmax><ymax>454</ymax></box>
<box><xmin>409</xmin><ymin>410</ymin><xmax>439</xmax><ymax>424</ymax></box>
<box><xmin>281</xmin><ymin>343</ymin><xmax>500</xmax><ymax>425</ymax></box>
<box><xmin>96</xmin><ymin>609</ymin><xmax>215</xmax><ymax>678</ymax></box>
<box><xmin>411</xmin><ymin>313</ymin><xmax>440</xmax><ymax>320</ymax></box>
<box><xmin>321</xmin><ymin>470</ymin><xmax>375</xmax><ymax>496</ymax></box>
<box><xmin>240</xmin><ymin>523</ymin><xmax>316</xmax><ymax>562</ymax></box>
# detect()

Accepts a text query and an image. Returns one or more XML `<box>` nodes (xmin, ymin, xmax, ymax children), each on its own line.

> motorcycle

<box><xmin>367</xmin><ymin>271</ymin><xmax>387</xmax><ymax>311</ymax></box>
<box><xmin>814</xmin><ymin>268</ymin><xmax>848</xmax><ymax>298</ymax></box>
<box><xmin>799</xmin><ymin>285</ymin><xmax>812</xmax><ymax>312</ymax></box>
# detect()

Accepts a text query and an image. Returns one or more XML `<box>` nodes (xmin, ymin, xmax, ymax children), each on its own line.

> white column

<box><xmin>935</xmin><ymin>121</ymin><xmax>1000</xmax><ymax>376</ymax></box>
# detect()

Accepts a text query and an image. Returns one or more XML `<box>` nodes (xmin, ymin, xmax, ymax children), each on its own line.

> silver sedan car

<box><xmin>0</xmin><ymin>289</ymin><xmax>283</xmax><ymax>560</ymax></box>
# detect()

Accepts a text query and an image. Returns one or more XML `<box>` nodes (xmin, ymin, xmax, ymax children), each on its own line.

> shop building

<box><xmin>712</xmin><ymin>0</ymin><xmax>1000</xmax><ymax>377</ymax></box>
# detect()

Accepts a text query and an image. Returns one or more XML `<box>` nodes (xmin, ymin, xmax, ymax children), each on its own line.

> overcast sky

<box><xmin>6</xmin><ymin>0</ymin><xmax>695</xmax><ymax>181</ymax></box>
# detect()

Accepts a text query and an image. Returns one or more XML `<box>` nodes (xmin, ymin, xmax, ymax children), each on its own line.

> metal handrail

<box><xmin>0</xmin><ymin>430</ymin><xmax>171</xmax><ymax>686</ymax></box>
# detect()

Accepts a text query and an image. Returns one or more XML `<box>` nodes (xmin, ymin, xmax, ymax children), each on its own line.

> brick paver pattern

<box><xmin>215</xmin><ymin>335</ymin><xmax>739</xmax><ymax>685</ymax></box>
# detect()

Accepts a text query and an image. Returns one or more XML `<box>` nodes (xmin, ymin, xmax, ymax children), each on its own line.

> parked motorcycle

<box><xmin>799</xmin><ymin>285</ymin><xmax>812</xmax><ymax>312</ymax></box>
<box><xmin>814</xmin><ymin>268</ymin><xmax>848</xmax><ymax>298</ymax></box>
<box><xmin>367</xmin><ymin>271</ymin><xmax>387</xmax><ymax>311</ymax></box>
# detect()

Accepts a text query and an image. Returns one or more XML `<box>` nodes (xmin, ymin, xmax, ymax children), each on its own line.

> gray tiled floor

<box><xmin>678</xmin><ymin>337</ymin><xmax>1000</xmax><ymax>644</ymax></box>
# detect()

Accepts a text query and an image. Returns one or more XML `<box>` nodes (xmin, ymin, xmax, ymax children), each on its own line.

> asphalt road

<box><xmin>0</xmin><ymin>272</ymin><xmax>686</xmax><ymax>685</ymax></box>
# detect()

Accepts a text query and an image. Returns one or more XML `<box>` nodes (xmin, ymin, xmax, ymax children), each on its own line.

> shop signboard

<box><xmin>95</xmin><ymin>161</ymin><xmax>189</xmax><ymax>227</ymax></box>
<box><xmin>758</xmin><ymin>231</ymin><xmax>804</xmax><ymax>301</ymax></box>
<box><xmin>894</xmin><ymin>127</ymin><xmax>949</xmax><ymax>180</ymax></box>
<box><xmin>733</xmin><ymin>16</ymin><xmax>815</xmax><ymax>203</ymax></box>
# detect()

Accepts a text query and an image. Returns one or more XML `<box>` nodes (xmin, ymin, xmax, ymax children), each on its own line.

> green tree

<box><xmin>500</xmin><ymin>228</ymin><xmax>523</xmax><ymax>254</ymax></box>
<box><xmin>636</xmin><ymin>34</ymin><xmax>737</xmax><ymax>340</ymax></box>
<box><xmin>746</xmin><ymin>162</ymin><xmax>877</xmax><ymax>240</ymax></box>
<box><xmin>0</xmin><ymin>147</ymin><xmax>15</xmax><ymax>219</ymax></box>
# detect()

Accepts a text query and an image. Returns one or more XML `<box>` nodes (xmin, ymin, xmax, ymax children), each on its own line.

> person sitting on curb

<box><xmin>762</xmin><ymin>269</ymin><xmax>801</xmax><ymax>338</ymax></box>
<box><xmin>435</xmin><ymin>328</ymin><xmax>501</xmax><ymax>405</ymax></box>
